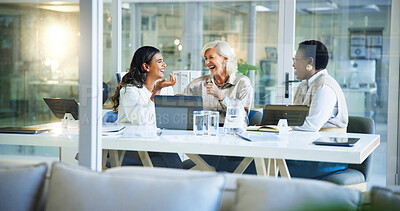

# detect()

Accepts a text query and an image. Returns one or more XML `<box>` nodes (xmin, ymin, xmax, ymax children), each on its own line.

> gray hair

<box><xmin>201</xmin><ymin>40</ymin><xmax>238</xmax><ymax>76</ymax></box>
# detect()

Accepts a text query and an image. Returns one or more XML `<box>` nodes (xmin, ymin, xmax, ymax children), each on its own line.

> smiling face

<box><xmin>292</xmin><ymin>49</ymin><xmax>312</xmax><ymax>80</ymax></box>
<box><xmin>204</xmin><ymin>48</ymin><xmax>227</xmax><ymax>76</ymax></box>
<box><xmin>145</xmin><ymin>52</ymin><xmax>166</xmax><ymax>80</ymax></box>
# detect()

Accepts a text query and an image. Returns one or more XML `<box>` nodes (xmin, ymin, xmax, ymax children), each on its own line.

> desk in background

<box><xmin>343</xmin><ymin>87</ymin><xmax>377</xmax><ymax>118</ymax></box>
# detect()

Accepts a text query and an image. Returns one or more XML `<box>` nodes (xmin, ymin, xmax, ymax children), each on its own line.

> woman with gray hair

<box><xmin>182</xmin><ymin>40</ymin><xmax>255</xmax><ymax>173</ymax></box>
<box><xmin>182</xmin><ymin>40</ymin><xmax>253</xmax><ymax>124</ymax></box>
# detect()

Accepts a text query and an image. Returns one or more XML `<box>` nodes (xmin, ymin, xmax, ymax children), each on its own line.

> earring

<box><xmin>306</xmin><ymin>64</ymin><xmax>313</xmax><ymax>71</ymax></box>
<box><xmin>222</xmin><ymin>61</ymin><xmax>227</xmax><ymax>68</ymax></box>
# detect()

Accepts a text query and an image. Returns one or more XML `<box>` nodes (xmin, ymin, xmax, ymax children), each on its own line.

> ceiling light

<box><xmin>363</xmin><ymin>4</ymin><xmax>380</xmax><ymax>12</ymax></box>
<box><xmin>38</xmin><ymin>5</ymin><xmax>79</xmax><ymax>12</ymax></box>
<box><xmin>256</xmin><ymin>5</ymin><xmax>271</xmax><ymax>12</ymax></box>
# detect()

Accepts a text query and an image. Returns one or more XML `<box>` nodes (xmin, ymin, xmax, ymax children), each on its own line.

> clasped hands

<box><xmin>207</xmin><ymin>82</ymin><xmax>225</xmax><ymax>101</ymax></box>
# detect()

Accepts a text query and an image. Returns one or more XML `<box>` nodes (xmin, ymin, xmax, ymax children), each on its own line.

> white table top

<box><xmin>102</xmin><ymin>129</ymin><xmax>379</xmax><ymax>164</ymax></box>
<box><xmin>0</xmin><ymin>124</ymin><xmax>380</xmax><ymax>164</ymax></box>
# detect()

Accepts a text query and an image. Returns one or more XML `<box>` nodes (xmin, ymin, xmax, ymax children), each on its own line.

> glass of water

<box><xmin>208</xmin><ymin>111</ymin><xmax>219</xmax><ymax>136</ymax></box>
<box><xmin>202</xmin><ymin>110</ymin><xmax>211</xmax><ymax>135</ymax></box>
<box><xmin>193</xmin><ymin>111</ymin><xmax>204</xmax><ymax>136</ymax></box>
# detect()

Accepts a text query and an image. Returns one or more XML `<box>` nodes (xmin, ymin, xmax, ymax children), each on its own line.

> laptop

<box><xmin>154</xmin><ymin>95</ymin><xmax>203</xmax><ymax>130</ymax></box>
<box><xmin>0</xmin><ymin>127</ymin><xmax>52</xmax><ymax>134</ymax></box>
<box><xmin>261</xmin><ymin>105</ymin><xmax>310</xmax><ymax>126</ymax></box>
<box><xmin>43</xmin><ymin>98</ymin><xmax>79</xmax><ymax>120</ymax></box>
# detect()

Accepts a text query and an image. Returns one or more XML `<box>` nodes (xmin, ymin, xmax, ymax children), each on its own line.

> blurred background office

<box><xmin>0</xmin><ymin>0</ymin><xmax>396</xmax><ymax>189</ymax></box>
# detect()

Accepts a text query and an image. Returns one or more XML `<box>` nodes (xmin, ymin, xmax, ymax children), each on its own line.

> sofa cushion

<box><xmin>0</xmin><ymin>161</ymin><xmax>48</xmax><ymax>211</ymax></box>
<box><xmin>46</xmin><ymin>163</ymin><xmax>225</xmax><ymax>211</ymax></box>
<box><xmin>235</xmin><ymin>176</ymin><xmax>361</xmax><ymax>211</ymax></box>
<box><xmin>370</xmin><ymin>186</ymin><xmax>400</xmax><ymax>210</ymax></box>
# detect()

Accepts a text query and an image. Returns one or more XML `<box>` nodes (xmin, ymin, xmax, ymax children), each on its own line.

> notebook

<box><xmin>43</xmin><ymin>98</ymin><xmax>79</xmax><ymax>120</ymax></box>
<box><xmin>0</xmin><ymin>127</ymin><xmax>52</xmax><ymax>134</ymax></box>
<box><xmin>154</xmin><ymin>95</ymin><xmax>203</xmax><ymax>130</ymax></box>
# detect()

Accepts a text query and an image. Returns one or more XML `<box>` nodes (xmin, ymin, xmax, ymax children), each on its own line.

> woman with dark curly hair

<box><xmin>110</xmin><ymin>46</ymin><xmax>182</xmax><ymax>168</ymax></box>
<box><xmin>110</xmin><ymin>46</ymin><xmax>176</xmax><ymax>126</ymax></box>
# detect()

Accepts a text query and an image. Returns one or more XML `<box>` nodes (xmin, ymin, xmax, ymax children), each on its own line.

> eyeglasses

<box><xmin>292</xmin><ymin>57</ymin><xmax>308</xmax><ymax>61</ymax></box>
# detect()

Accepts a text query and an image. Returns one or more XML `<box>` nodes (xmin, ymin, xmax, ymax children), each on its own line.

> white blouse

<box><xmin>292</xmin><ymin>70</ymin><xmax>338</xmax><ymax>132</ymax></box>
<box><xmin>116</xmin><ymin>85</ymin><xmax>173</xmax><ymax>127</ymax></box>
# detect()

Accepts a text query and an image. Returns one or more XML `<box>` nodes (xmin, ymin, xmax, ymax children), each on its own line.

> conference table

<box><xmin>0</xmin><ymin>123</ymin><xmax>380</xmax><ymax>178</ymax></box>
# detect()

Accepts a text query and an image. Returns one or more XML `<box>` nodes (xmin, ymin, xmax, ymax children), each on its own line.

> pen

<box><xmin>235</xmin><ymin>133</ymin><xmax>251</xmax><ymax>142</ymax></box>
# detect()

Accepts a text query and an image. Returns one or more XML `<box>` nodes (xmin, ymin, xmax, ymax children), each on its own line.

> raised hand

<box><xmin>155</xmin><ymin>73</ymin><xmax>177</xmax><ymax>90</ymax></box>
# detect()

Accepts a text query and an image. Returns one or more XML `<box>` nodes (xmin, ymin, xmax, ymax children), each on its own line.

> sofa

<box><xmin>0</xmin><ymin>160</ymin><xmax>398</xmax><ymax>211</ymax></box>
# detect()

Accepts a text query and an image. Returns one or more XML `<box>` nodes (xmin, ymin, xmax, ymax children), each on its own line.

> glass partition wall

<box><xmin>0</xmin><ymin>2</ymin><xmax>79</xmax><ymax>163</ymax></box>
<box><xmin>0</xmin><ymin>0</ymin><xmax>395</xmax><ymax>185</ymax></box>
<box><xmin>103</xmin><ymin>1</ymin><xmax>280</xmax><ymax>107</ymax></box>
<box><xmin>294</xmin><ymin>0</ymin><xmax>391</xmax><ymax>188</ymax></box>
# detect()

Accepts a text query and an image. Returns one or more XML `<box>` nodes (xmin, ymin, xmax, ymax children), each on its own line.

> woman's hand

<box><xmin>206</xmin><ymin>82</ymin><xmax>225</xmax><ymax>101</ymax></box>
<box><xmin>155</xmin><ymin>73</ymin><xmax>177</xmax><ymax>90</ymax></box>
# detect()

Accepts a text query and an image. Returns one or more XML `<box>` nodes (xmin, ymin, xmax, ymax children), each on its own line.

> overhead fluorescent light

<box><xmin>38</xmin><ymin>5</ymin><xmax>79</xmax><ymax>12</ymax></box>
<box><xmin>306</xmin><ymin>1</ymin><xmax>338</xmax><ymax>12</ymax></box>
<box><xmin>256</xmin><ymin>5</ymin><xmax>271</xmax><ymax>12</ymax></box>
<box><xmin>307</xmin><ymin>7</ymin><xmax>337</xmax><ymax>12</ymax></box>
<box><xmin>363</xmin><ymin>4</ymin><xmax>381</xmax><ymax>12</ymax></box>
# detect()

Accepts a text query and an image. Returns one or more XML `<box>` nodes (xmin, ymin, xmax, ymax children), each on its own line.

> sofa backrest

<box><xmin>0</xmin><ymin>160</ymin><xmax>48</xmax><ymax>211</ymax></box>
<box><xmin>0</xmin><ymin>161</ymin><xmax>363</xmax><ymax>211</ymax></box>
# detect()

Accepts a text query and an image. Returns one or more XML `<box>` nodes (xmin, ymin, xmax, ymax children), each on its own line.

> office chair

<box><xmin>323</xmin><ymin>116</ymin><xmax>375</xmax><ymax>192</ymax></box>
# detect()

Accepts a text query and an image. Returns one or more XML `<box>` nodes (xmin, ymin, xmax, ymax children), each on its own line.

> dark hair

<box><xmin>298</xmin><ymin>40</ymin><xmax>329</xmax><ymax>70</ymax></box>
<box><xmin>110</xmin><ymin>46</ymin><xmax>160</xmax><ymax>110</ymax></box>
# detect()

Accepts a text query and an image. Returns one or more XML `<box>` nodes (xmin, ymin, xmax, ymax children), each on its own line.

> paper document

<box><xmin>102</xmin><ymin>125</ymin><xmax>125</xmax><ymax>136</ymax></box>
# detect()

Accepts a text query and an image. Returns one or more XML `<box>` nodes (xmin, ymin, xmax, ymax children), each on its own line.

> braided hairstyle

<box><xmin>110</xmin><ymin>46</ymin><xmax>160</xmax><ymax>110</ymax></box>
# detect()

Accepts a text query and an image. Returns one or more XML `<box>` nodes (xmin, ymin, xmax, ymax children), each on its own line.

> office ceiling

<box><xmin>0</xmin><ymin>0</ymin><xmax>393</xmax><ymax>14</ymax></box>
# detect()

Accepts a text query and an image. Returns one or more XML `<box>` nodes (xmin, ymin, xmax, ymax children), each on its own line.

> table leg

<box><xmin>102</xmin><ymin>150</ymin><xmax>108</xmax><ymax>170</ymax></box>
<box><xmin>138</xmin><ymin>151</ymin><xmax>153</xmax><ymax>167</ymax></box>
<box><xmin>108</xmin><ymin>150</ymin><xmax>126</xmax><ymax>167</ymax></box>
<box><xmin>254</xmin><ymin>158</ymin><xmax>267</xmax><ymax>176</ymax></box>
<box><xmin>276</xmin><ymin>159</ymin><xmax>291</xmax><ymax>179</ymax></box>
<box><xmin>268</xmin><ymin>159</ymin><xmax>278</xmax><ymax>178</ymax></box>
<box><xmin>185</xmin><ymin>154</ymin><xmax>215</xmax><ymax>171</ymax></box>
<box><xmin>109</xmin><ymin>150</ymin><xmax>119</xmax><ymax>167</ymax></box>
<box><xmin>233</xmin><ymin>157</ymin><xmax>254</xmax><ymax>174</ymax></box>
<box><xmin>118</xmin><ymin>150</ymin><xmax>126</xmax><ymax>166</ymax></box>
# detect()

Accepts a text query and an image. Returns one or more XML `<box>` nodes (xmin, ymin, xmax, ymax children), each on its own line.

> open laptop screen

<box><xmin>154</xmin><ymin>95</ymin><xmax>203</xmax><ymax>130</ymax></box>
<box><xmin>43</xmin><ymin>98</ymin><xmax>79</xmax><ymax>120</ymax></box>
<box><xmin>261</xmin><ymin>105</ymin><xmax>309</xmax><ymax>126</ymax></box>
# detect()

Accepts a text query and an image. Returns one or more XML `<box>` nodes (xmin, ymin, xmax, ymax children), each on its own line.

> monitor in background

<box><xmin>154</xmin><ymin>95</ymin><xmax>203</xmax><ymax>130</ymax></box>
<box><xmin>261</xmin><ymin>105</ymin><xmax>309</xmax><ymax>126</ymax></box>
<box><xmin>43</xmin><ymin>98</ymin><xmax>79</xmax><ymax>120</ymax></box>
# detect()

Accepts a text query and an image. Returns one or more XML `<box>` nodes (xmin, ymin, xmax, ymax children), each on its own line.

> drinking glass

<box><xmin>202</xmin><ymin>110</ymin><xmax>211</xmax><ymax>135</ymax></box>
<box><xmin>208</xmin><ymin>111</ymin><xmax>219</xmax><ymax>136</ymax></box>
<box><xmin>193</xmin><ymin>111</ymin><xmax>204</xmax><ymax>136</ymax></box>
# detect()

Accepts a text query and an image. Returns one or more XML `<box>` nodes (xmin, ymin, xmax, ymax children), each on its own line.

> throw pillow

<box><xmin>235</xmin><ymin>176</ymin><xmax>361</xmax><ymax>211</ymax></box>
<box><xmin>0</xmin><ymin>161</ymin><xmax>48</xmax><ymax>211</ymax></box>
<box><xmin>46</xmin><ymin>162</ymin><xmax>225</xmax><ymax>211</ymax></box>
